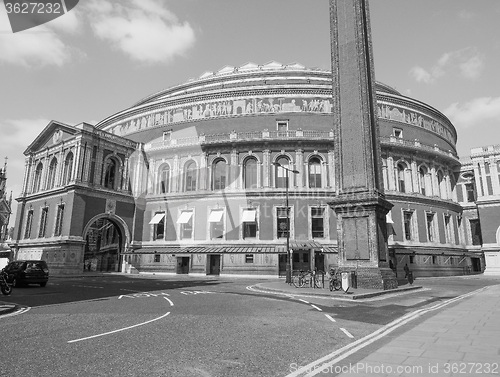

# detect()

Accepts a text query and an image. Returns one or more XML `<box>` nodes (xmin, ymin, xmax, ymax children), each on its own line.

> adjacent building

<box><xmin>9</xmin><ymin>62</ymin><xmax>489</xmax><ymax>277</ymax></box>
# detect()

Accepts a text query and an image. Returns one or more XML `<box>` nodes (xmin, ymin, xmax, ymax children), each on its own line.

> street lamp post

<box><xmin>273</xmin><ymin>162</ymin><xmax>299</xmax><ymax>284</ymax></box>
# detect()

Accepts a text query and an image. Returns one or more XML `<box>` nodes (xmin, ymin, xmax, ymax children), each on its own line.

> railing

<box><xmin>146</xmin><ymin>129</ymin><xmax>334</xmax><ymax>150</ymax></box>
<box><xmin>380</xmin><ymin>136</ymin><xmax>459</xmax><ymax>161</ymax></box>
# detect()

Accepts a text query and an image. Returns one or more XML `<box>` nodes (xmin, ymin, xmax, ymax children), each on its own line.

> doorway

<box><xmin>83</xmin><ymin>217</ymin><xmax>122</xmax><ymax>272</ymax></box>
<box><xmin>314</xmin><ymin>251</ymin><xmax>325</xmax><ymax>272</ymax></box>
<box><xmin>208</xmin><ymin>254</ymin><xmax>221</xmax><ymax>275</ymax></box>
<box><xmin>292</xmin><ymin>250</ymin><xmax>310</xmax><ymax>272</ymax></box>
<box><xmin>176</xmin><ymin>257</ymin><xmax>190</xmax><ymax>274</ymax></box>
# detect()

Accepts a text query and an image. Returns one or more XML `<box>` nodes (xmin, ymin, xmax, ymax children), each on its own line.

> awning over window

<box><xmin>386</xmin><ymin>212</ymin><xmax>394</xmax><ymax>224</ymax></box>
<box><xmin>241</xmin><ymin>209</ymin><xmax>256</xmax><ymax>222</ymax></box>
<box><xmin>149</xmin><ymin>213</ymin><xmax>165</xmax><ymax>225</ymax></box>
<box><xmin>177</xmin><ymin>211</ymin><xmax>193</xmax><ymax>224</ymax></box>
<box><xmin>208</xmin><ymin>210</ymin><xmax>224</xmax><ymax>223</ymax></box>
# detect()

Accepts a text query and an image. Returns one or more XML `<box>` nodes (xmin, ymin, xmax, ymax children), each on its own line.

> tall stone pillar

<box><xmin>328</xmin><ymin>0</ymin><xmax>397</xmax><ymax>289</ymax></box>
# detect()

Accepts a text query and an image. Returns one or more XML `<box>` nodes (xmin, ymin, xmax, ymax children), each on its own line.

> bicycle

<box><xmin>292</xmin><ymin>270</ymin><xmax>322</xmax><ymax>288</ymax></box>
<box><xmin>328</xmin><ymin>268</ymin><xmax>342</xmax><ymax>291</ymax></box>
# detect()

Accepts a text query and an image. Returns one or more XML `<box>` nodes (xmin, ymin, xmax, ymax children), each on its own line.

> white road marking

<box><xmin>310</xmin><ymin>304</ymin><xmax>322</xmax><ymax>312</ymax></box>
<box><xmin>298</xmin><ymin>299</ymin><xmax>310</xmax><ymax>304</ymax></box>
<box><xmin>67</xmin><ymin>312</ymin><xmax>171</xmax><ymax>343</ymax></box>
<box><xmin>285</xmin><ymin>286</ymin><xmax>489</xmax><ymax>377</ymax></box>
<box><xmin>164</xmin><ymin>297</ymin><xmax>174</xmax><ymax>307</ymax></box>
<box><xmin>324</xmin><ymin>314</ymin><xmax>336</xmax><ymax>323</ymax></box>
<box><xmin>340</xmin><ymin>327</ymin><xmax>354</xmax><ymax>338</ymax></box>
<box><xmin>0</xmin><ymin>306</ymin><xmax>31</xmax><ymax>319</ymax></box>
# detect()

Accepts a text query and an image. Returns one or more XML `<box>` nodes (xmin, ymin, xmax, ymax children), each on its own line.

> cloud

<box><xmin>410</xmin><ymin>47</ymin><xmax>485</xmax><ymax>84</ymax></box>
<box><xmin>444</xmin><ymin>97</ymin><xmax>500</xmax><ymax>129</ymax></box>
<box><xmin>0</xmin><ymin>10</ymin><xmax>73</xmax><ymax>67</ymax></box>
<box><xmin>458</xmin><ymin>10</ymin><xmax>475</xmax><ymax>20</ymax></box>
<box><xmin>85</xmin><ymin>0</ymin><xmax>196</xmax><ymax>64</ymax></box>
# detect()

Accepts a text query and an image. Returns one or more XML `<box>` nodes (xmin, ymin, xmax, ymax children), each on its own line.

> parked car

<box><xmin>4</xmin><ymin>260</ymin><xmax>49</xmax><ymax>287</ymax></box>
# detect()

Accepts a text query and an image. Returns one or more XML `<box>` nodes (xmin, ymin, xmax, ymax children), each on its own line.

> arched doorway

<box><xmin>82</xmin><ymin>215</ymin><xmax>128</xmax><ymax>272</ymax></box>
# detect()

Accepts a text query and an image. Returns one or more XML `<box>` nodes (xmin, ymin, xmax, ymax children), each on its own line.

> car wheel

<box><xmin>40</xmin><ymin>282</ymin><xmax>47</xmax><ymax>287</ymax></box>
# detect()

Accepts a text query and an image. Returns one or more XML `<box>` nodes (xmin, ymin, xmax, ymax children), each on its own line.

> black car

<box><xmin>4</xmin><ymin>260</ymin><xmax>49</xmax><ymax>287</ymax></box>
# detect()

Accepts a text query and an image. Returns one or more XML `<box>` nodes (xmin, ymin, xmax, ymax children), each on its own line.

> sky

<box><xmin>1</xmin><ymin>0</ymin><xmax>500</xmax><ymax>226</ymax></box>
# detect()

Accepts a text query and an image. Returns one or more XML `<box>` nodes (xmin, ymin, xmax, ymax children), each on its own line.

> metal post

<box><xmin>285</xmin><ymin>168</ymin><xmax>291</xmax><ymax>284</ymax></box>
<box><xmin>273</xmin><ymin>162</ymin><xmax>298</xmax><ymax>284</ymax></box>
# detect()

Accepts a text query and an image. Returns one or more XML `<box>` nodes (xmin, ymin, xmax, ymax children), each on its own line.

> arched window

<box><xmin>62</xmin><ymin>152</ymin><xmax>73</xmax><ymax>186</ymax></box>
<box><xmin>275</xmin><ymin>156</ymin><xmax>291</xmax><ymax>188</ymax></box>
<box><xmin>104</xmin><ymin>158</ymin><xmax>117</xmax><ymax>190</ymax></box>
<box><xmin>158</xmin><ymin>165</ymin><xmax>170</xmax><ymax>194</ymax></box>
<box><xmin>308</xmin><ymin>157</ymin><xmax>322</xmax><ymax>188</ymax></box>
<box><xmin>244</xmin><ymin>157</ymin><xmax>258</xmax><ymax>189</ymax></box>
<box><xmin>47</xmin><ymin>158</ymin><xmax>58</xmax><ymax>189</ymax></box>
<box><xmin>418</xmin><ymin>166</ymin><xmax>428</xmax><ymax>196</ymax></box>
<box><xmin>397</xmin><ymin>163</ymin><xmax>406</xmax><ymax>193</ymax></box>
<box><xmin>212</xmin><ymin>159</ymin><xmax>227</xmax><ymax>190</ymax></box>
<box><xmin>185</xmin><ymin>161</ymin><xmax>197</xmax><ymax>192</ymax></box>
<box><xmin>33</xmin><ymin>163</ymin><xmax>43</xmax><ymax>192</ymax></box>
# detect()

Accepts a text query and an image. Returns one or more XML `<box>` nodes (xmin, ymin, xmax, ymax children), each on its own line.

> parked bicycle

<box><xmin>292</xmin><ymin>270</ymin><xmax>322</xmax><ymax>288</ymax></box>
<box><xmin>328</xmin><ymin>268</ymin><xmax>342</xmax><ymax>291</ymax></box>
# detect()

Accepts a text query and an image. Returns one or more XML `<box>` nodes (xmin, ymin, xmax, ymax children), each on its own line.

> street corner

<box><xmin>0</xmin><ymin>302</ymin><xmax>22</xmax><ymax>317</ymax></box>
<box><xmin>249</xmin><ymin>281</ymin><xmax>426</xmax><ymax>301</ymax></box>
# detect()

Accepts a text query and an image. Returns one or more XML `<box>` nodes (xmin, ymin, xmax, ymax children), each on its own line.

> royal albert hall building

<box><xmin>11</xmin><ymin>62</ymin><xmax>484</xmax><ymax>277</ymax></box>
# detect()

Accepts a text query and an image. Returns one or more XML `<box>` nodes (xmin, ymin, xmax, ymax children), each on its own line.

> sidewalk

<box><xmin>255</xmin><ymin>279</ymin><xmax>422</xmax><ymax>300</ymax></box>
<box><xmin>330</xmin><ymin>283</ymin><xmax>500</xmax><ymax>377</ymax></box>
<box><xmin>287</xmin><ymin>283</ymin><xmax>500</xmax><ymax>377</ymax></box>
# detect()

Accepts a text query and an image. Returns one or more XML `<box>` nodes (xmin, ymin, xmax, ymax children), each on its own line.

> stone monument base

<box><xmin>355</xmin><ymin>266</ymin><xmax>398</xmax><ymax>290</ymax></box>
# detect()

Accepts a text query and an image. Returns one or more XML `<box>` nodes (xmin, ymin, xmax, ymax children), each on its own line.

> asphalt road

<box><xmin>1</xmin><ymin>274</ymin><xmax>498</xmax><ymax>377</ymax></box>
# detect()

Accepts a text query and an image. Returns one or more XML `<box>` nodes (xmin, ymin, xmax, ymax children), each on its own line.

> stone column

<box><xmin>410</xmin><ymin>158</ymin><xmax>418</xmax><ymax>193</ymax></box>
<box><xmin>71</xmin><ymin>141</ymin><xmax>81</xmax><ymax>183</ymax></box>
<box><xmin>386</xmin><ymin>156</ymin><xmax>395</xmax><ymax>191</ymax></box>
<box><xmin>328</xmin><ymin>0</ymin><xmax>396</xmax><ymax>290</ymax></box>
<box><xmin>295</xmin><ymin>149</ymin><xmax>304</xmax><ymax>188</ymax></box>
<box><xmin>491</xmin><ymin>159</ymin><xmax>500</xmax><ymax>195</ymax></box>
<box><xmin>263</xmin><ymin>150</ymin><xmax>270</xmax><ymax>188</ymax></box>
<box><xmin>473</xmin><ymin>163</ymin><xmax>483</xmax><ymax>198</ymax></box>
<box><xmin>328</xmin><ymin>150</ymin><xmax>335</xmax><ymax>189</ymax></box>
<box><xmin>230</xmin><ymin>150</ymin><xmax>239</xmax><ymax>190</ymax></box>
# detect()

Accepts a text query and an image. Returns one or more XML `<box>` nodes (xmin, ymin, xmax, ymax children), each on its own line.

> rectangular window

<box><xmin>409</xmin><ymin>255</ymin><xmax>415</xmax><ymax>264</ymax></box>
<box><xmin>242</xmin><ymin>209</ymin><xmax>257</xmax><ymax>239</ymax></box>
<box><xmin>38</xmin><ymin>207</ymin><xmax>48</xmax><ymax>238</ymax></box>
<box><xmin>293</xmin><ymin>252</ymin><xmax>299</xmax><ymax>263</ymax></box>
<box><xmin>163</xmin><ymin>130</ymin><xmax>172</xmax><ymax>141</ymax></box>
<box><xmin>276</xmin><ymin>207</ymin><xmax>290</xmax><ymax>239</ymax></box>
<box><xmin>470</xmin><ymin>219</ymin><xmax>482</xmax><ymax>246</ymax></box>
<box><xmin>426</xmin><ymin>213</ymin><xmax>435</xmax><ymax>242</ymax></box>
<box><xmin>245</xmin><ymin>254</ymin><xmax>254</xmax><ymax>263</ymax></box>
<box><xmin>177</xmin><ymin>211</ymin><xmax>193</xmax><ymax>240</ymax></box>
<box><xmin>465</xmin><ymin>183</ymin><xmax>475</xmax><ymax>202</ymax></box>
<box><xmin>432</xmin><ymin>255</ymin><xmax>437</xmax><ymax>264</ymax></box>
<box><xmin>393</xmin><ymin>128</ymin><xmax>403</xmax><ymax>138</ymax></box>
<box><xmin>150</xmin><ymin>212</ymin><xmax>165</xmax><ymax>240</ymax></box>
<box><xmin>276</xmin><ymin>120</ymin><xmax>288</xmax><ymax>132</ymax></box>
<box><xmin>311</xmin><ymin>207</ymin><xmax>325</xmax><ymax>238</ymax></box>
<box><xmin>54</xmin><ymin>204</ymin><xmax>65</xmax><ymax>236</ymax></box>
<box><xmin>209</xmin><ymin>209</ymin><xmax>224</xmax><ymax>239</ymax></box>
<box><xmin>403</xmin><ymin>211</ymin><xmax>413</xmax><ymax>241</ymax></box>
<box><xmin>154</xmin><ymin>254</ymin><xmax>161</xmax><ymax>263</ymax></box>
<box><xmin>24</xmin><ymin>210</ymin><xmax>34</xmax><ymax>239</ymax></box>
